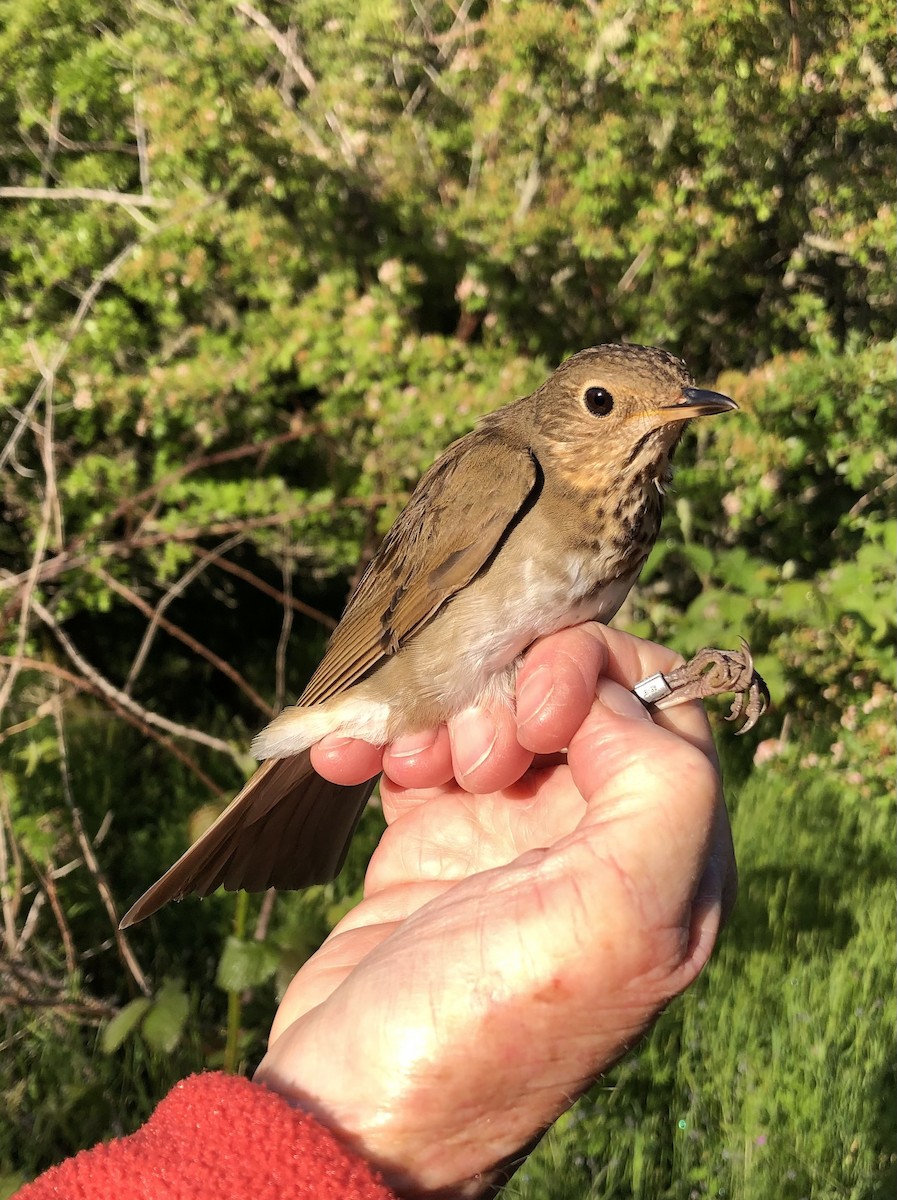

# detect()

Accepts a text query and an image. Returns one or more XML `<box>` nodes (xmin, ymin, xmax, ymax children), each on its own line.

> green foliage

<box><xmin>518</xmin><ymin>764</ymin><xmax>896</xmax><ymax>1200</ymax></box>
<box><xmin>0</xmin><ymin>0</ymin><xmax>893</xmax><ymax>1193</ymax></box>
<box><xmin>216</xmin><ymin>936</ymin><xmax>279</xmax><ymax>992</ymax></box>
<box><xmin>101</xmin><ymin>996</ymin><xmax>152</xmax><ymax>1054</ymax></box>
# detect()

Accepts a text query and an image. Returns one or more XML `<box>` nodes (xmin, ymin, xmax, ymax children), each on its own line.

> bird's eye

<box><xmin>584</xmin><ymin>386</ymin><xmax>614</xmax><ymax>416</ymax></box>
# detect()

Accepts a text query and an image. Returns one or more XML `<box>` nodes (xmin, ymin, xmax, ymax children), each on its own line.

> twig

<box><xmin>0</xmin><ymin>990</ymin><xmax>118</xmax><ymax>1024</ymax></box>
<box><xmin>0</xmin><ymin>492</ymin><xmax>401</xmax><ymax>605</ymax></box>
<box><xmin>0</xmin><ymin>959</ymin><xmax>119</xmax><ymax>1022</ymax></box>
<box><xmin>28</xmin><ymin>340</ymin><xmax>65</xmax><ymax>548</ymax></box>
<box><xmin>0</xmin><ymin>658</ymin><xmax>228</xmax><ymax>793</ymax></box>
<box><xmin>52</xmin><ymin>696</ymin><xmax>151</xmax><ymax>996</ymax></box>
<box><xmin>108</xmin><ymin>427</ymin><xmax>312</xmax><ymax>536</ymax></box>
<box><xmin>274</xmin><ymin>533</ymin><xmax>294</xmax><ymax>712</ymax></box>
<box><xmin>846</xmin><ymin>472</ymin><xmax>896</xmax><ymax>519</ymax></box>
<box><xmin>29</xmin><ymin>853</ymin><xmax>77</xmax><ymax>975</ymax></box>
<box><xmin>16</xmin><ymin>890</ymin><xmax>44</xmax><ymax>952</ymax></box>
<box><xmin>234</xmin><ymin>1</ymin><xmax>317</xmax><ymax>92</ymax></box>
<box><xmin>119</xmin><ymin>531</ymin><xmax>247</xmax><ymax>693</ymax></box>
<box><xmin>514</xmin><ymin>103</ymin><xmax>551</xmax><ymax>224</ymax></box>
<box><xmin>788</xmin><ymin>0</ymin><xmax>802</xmax><ymax>74</ymax></box>
<box><xmin>41</xmin><ymin>95</ymin><xmax>62</xmax><ymax>185</ymax></box>
<box><xmin>233</xmin><ymin>1</ymin><xmax>358</xmax><ymax>167</ymax></box>
<box><xmin>253</xmin><ymin>888</ymin><xmax>277</xmax><ymax>942</ymax></box>
<box><xmin>92</xmin><ymin>562</ymin><xmax>275</xmax><ymax>717</ymax></box>
<box><xmin>27</xmin><ymin>130</ymin><xmax>140</xmax><ymax>155</ymax></box>
<box><xmin>0</xmin><ymin>713</ymin><xmax>48</xmax><ymax>746</ymax></box>
<box><xmin>404</xmin><ymin>0</ymin><xmax>477</xmax><ymax>117</ymax></box>
<box><xmin>195</xmin><ymin>548</ymin><xmax>337</xmax><ymax>631</ymax></box>
<box><xmin>30</xmin><ymin>598</ymin><xmax>244</xmax><ymax>764</ymax></box>
<box><xmin>0</xmin><ymin>185</ymin><xmax>170</xmax><ymax>208</ymax></box>
<box><xmin>0</xmin><ymin>365</ymin><xmax>57</xmax><ymax>719</ymax></box>
<box><xmin>0</xmin><ymin>240</ymin><xmax>138</xmax><ymax>473</ymax></box>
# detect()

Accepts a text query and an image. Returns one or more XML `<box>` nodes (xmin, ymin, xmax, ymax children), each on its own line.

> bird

<box><xmin>121</xmin><ymin>343</ymin><xmax>765</xmax><ymax>927</ymax></box>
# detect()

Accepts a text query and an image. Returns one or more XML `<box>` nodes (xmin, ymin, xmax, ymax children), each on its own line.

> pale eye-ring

<box><xmin>584</xmin><ymin>386</ymin><xmax>614</xmax><ymax>416</ymax></box>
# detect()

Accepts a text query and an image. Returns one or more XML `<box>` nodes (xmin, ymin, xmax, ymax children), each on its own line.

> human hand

<box><xmin>254</xmin><ymin>624</ymin><xmax>735</xmax><ymax>1198</ymax></box>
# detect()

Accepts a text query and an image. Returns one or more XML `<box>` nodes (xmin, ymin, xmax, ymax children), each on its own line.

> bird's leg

<box><xmin>632</xmin><ymin>639</ymin><xmax>770</xmax><ymax>733</ymax></box>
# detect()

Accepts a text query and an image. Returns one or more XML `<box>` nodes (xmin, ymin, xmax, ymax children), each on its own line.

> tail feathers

<box><xmin>119</xmin><ymin>754</ymin><xmax>378</xmax><ymax>928</ymax></box>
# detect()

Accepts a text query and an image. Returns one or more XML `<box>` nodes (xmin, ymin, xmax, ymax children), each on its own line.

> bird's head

<box><xmin>518</xmin><ymin>343</ymin><xmax>736</xmax><ymax>488</ymax></box>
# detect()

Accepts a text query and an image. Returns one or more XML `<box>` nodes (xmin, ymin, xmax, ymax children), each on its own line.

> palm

<box><xmin>256</xmin><ymin>625</ymin><xmax>734</xmax><ymax>1199</ymax></box>
<box><xmin>274</xmin><ymin>760</ymin><xmax>585</xmax><ymax>1020</ymax></box>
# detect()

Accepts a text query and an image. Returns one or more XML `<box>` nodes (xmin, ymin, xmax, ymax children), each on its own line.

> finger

<box><xmin>382</xmin><ymin>726</ymin><xmax>455</xmax><ymax>789</ymax></box>
<box><xmin>378</xmin><ymin>776</ymin><xmax>462</xmax><ymax>824</ymax></box>
<box><xmin>448</xmin><ymin>703</ymin><xmax>534</xmax><ymax>793</ymax></box>
<box><xmin>515</xmin><ymin>622</ymin><xmax>608</xmax><ymax>754</ymax></box>
<box><xmin>310</xmin><ymin>734</ymin><xmax>383</xmax><ymax>785</ymax></box>
<box><xmin>571</xmin><ymin>678</ymin><xmax>720</xmax><ymax>830</ymax></box>
<box><xmin>596</xmin><ymin>627</ymin><xmax>719</xmax><ymax>766</ymax></box>
<box><xmin>566</xmin><ymin>679</ymin><xmax>723</xmax><ymax>915</ymax></box>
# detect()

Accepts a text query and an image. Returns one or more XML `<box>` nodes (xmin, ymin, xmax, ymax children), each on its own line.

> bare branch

<box><xmin>274</xmin><ymin>533</ymin><xmax>294</xmax><ymax>712</ymax></box>
<box><xmin>0</xmin><ymin>777</ymin><xmax>23</xmax><ymax>952</ymax></box>
<box><xmin>252</xmin><ymin>887</ymin><xmax>277</xmax><ymax>942</ymax></box>
<box><xmin>0</xmin><ymin>958</ymin><xmax>119</xmax><ymax>1023</ymax></box>
<box><xmin>846</xmin><ymin>471</ymin><xmax>896</xmax><ymax>519</ymax></box>
<box><xmin>41</xmin><ymin>95</ymin><xmax>62</xmax><ymax>185</ymax></box>
<box><xmin>105</xmin><ymin>427</ymin><xmax>312</xmax><ymax>536</ymax></box>
<box><xmin>92</xmin><ymin>562</ymin><xmax>275</xmax><ymax>718</ymax></box>
<box><xmin>0</xmin><ymin>378</ymin><xmax>57</xmax><ymax>719</ymax></box>
<box><xmin>0</xmin><ymin>655</ymin><xmax>227</xmax><ymax>792</ymax></box>
<box><xmin>0</xmin><ymin>492</ymin><xmax>401</xmax><ymax>601</ymax></box>
<box><xmin>52</xmin><ymin>696</ymin><xmax>151</xmax><ymax>995</ymax></box>
<box><xmin>0</xmin><ymin>185</ymin><xmax>170</xmax><ymax>208</ymax></box>
<box><xmin>404</xmin><ymin>0</ymin><xmax>477</xmax><ymax>117</ymax></box>
<box><xmin>30</xmin><ymin>598</ymin><xmax>244</xmax><ymax>765</ymax></box>
<box><xmin>194</xmin><ymin>547</ymin><xmax>338</xmax><ymax>631</ymax></box>
<box><xmin>0</xmin><ymin>713</ymin><xmax>47</xmax><ymax>746</ymax></box>
<box><xmin>0</xmin><ymin>136</ymin><xmax>139</xmax><ymax>156</ymax></box>
<box><xmin>0</xmin><ymin>240</ymin><xmax>138</xmax><ymax>474</ymax></box>
<box><xmin>29</xmin><ymin>852</ymin><xmax>77</xmax><ymax>975</ymax></box>
<box><xmin>234</xmin><ymin>1</ymin><xmax>317</xmax><ymax>93</ymax></box>
<box><xmin>121</xmin><ymin>531</ymin><xmax>246</xmax><ymax>692</ymax></box>
<box><xmin>615</xmin><ymin>244</ymin><xmax>652</xmax><ymax>294</ymax></box>
<box><xmin>233</xmin><ymin>1</ymin><xmax>358</xmax><ymax>167</ymax></box>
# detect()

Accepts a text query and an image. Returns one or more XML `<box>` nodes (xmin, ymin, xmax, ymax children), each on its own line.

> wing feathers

<box><xmin>120</xmin><ymin>757</ymin><xmax>376</xmax><ymax>926</ymax></box>
<box><xmin>299</xmin><ymin>431</ymin><xmax>537</xmax><ymax>706</ymax></box>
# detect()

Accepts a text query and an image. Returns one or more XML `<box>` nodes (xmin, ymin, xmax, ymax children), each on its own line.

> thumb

<box><xmin>562</xmin><ymin>677</ymin><xmax>724</xmax><ymax>989</ymax></box>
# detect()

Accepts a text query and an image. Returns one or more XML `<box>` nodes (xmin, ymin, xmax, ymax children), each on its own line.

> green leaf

<box><xmin>100</xmin><ymin>996</ymin><xmax>152</xmax><ymax>1054</ymax></box>
<box><xmin>141</xmin><ymin>980</ymin><xmax>190</xmax><ymax>1054</ymax></box>
<box><xmin>216</xmin><ymin>936</ymin><xmax>280</xmax><ymax>993</ymax></box>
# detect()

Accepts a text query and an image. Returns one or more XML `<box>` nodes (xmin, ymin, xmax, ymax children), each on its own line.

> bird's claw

<box><xmin>632</xmin><ymin>639</ymin><xmax>770</xmax><ymax>733</ymax></box>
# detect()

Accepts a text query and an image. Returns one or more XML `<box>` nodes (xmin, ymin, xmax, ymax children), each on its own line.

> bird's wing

<box><xmin>299</xmin><ymin>430</ymin><xmax>539</xmax><ymax>706</ymax></box>
<box><xmin>120</xmin><ymin>755</ymin><xmax>377</xmax><ymax>925</ymax></box>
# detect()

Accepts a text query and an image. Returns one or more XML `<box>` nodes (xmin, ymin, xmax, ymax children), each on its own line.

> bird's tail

<box><xmin>119</xmin><ymin>754</ymin><xmax>378</xmax><ymax>927</ymax></box>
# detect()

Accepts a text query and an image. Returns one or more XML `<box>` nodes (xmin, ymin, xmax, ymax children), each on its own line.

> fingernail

<box><xmin>516</xmin><ymin>665</ymin><xmax>553</xmax><ymax>726</ymax></box>
<box><xmin>451</xmin><ymin>707</ymin><xmax>498</xmax><ymax>776</ymax></box>
<box><xmin>595</xmin><ymin>678</ymin><xmax>651</xmax><ymax>721</ymax></box>
<box><xmin>389</xmin><ymin>728</ymin><xmax>439</xmax><ymax>759</ymax></box>
<box><xmin>318</xmin><ymin>735</ymin><xmax>355</xmax><ymax>752</ymax></box>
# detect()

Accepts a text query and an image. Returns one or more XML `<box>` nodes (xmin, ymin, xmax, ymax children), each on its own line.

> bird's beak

<box><xmin>658</xmin><ymin>386</ymin><xmax>738</xmax><ymax>422</ymax></box>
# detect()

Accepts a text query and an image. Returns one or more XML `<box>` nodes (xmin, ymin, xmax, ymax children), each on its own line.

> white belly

<box><xmin>253</xmin><ymin>553</ymin><xmax>640</xmax><ymax>758</ymax></box>
<box><xmin>411</xmin><ymin>553</ymin><xmax>639</xmax><ymax>712</ymax></box>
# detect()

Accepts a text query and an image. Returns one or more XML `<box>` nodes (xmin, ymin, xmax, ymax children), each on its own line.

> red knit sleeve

<box><xmin>14</xmin><ymin>1072</ymin><xmax>399</xmax><ymax>1200</ymax></box>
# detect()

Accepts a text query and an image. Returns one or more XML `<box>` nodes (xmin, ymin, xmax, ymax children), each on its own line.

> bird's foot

<box><xmin>632</xmin><ymin>639</ymin><xmax>770</xmax><ymax>733</ymax></box>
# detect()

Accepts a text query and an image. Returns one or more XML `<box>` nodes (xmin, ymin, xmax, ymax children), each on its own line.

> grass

<box><xmin>2</xmin><ymin>723</ymin><xmax>893</xmax><ymax>1198</ymax></box>
<box><xmin>511</xmin><ymin>760</ymin><xmax>896</xmax><ymax>1199</ymax></box>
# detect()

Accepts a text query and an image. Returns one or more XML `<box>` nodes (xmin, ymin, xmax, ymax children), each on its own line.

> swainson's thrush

<box><xmin>122</xmin><ymin>343</ymin><xmax>766</xmax><ymax>927</ymax></box>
